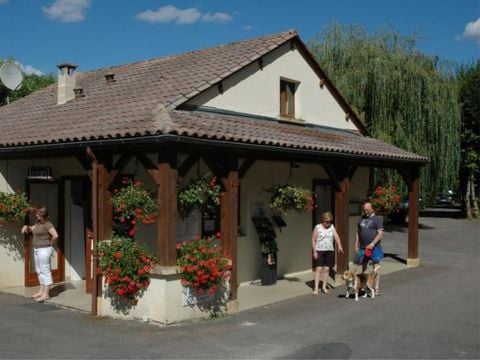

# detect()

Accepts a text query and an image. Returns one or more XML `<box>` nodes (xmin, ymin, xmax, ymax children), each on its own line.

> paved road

<box><xmin>1</xmin><ymin>208</ymin><xmax>479</xmax><ymax>359</ymax></box>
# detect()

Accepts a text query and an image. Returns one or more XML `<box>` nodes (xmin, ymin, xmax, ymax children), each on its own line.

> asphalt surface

<box><xmin>1</xmin><ymin>207</ymin><xmax>479</xmax><ymax>359</ymax></box>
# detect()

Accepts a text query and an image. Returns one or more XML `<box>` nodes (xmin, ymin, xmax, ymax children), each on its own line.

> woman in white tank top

<box><xmin>311</xmin><ymin>211</ymin><xmax>344</xmax><ymax>295</ymax></box>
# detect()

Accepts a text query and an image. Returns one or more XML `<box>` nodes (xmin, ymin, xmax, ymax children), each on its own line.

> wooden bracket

<box><xmin>178</xmin><ymin>154</ymin><xmax>199</xmax><ymax>178</ymax></box>
<box><xmin>239</xmin><ymin>158</ymin><xmax>255</xmax><ymax>179</ymax></box>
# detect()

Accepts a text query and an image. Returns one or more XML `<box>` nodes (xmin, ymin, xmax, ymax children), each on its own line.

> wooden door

<box><xmin>24</xmin><ymin>181</ymin><xmax>64</xmax><ymax>286</ymax></box>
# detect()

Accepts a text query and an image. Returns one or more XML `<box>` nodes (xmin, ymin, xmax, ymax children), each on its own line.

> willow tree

<box><xmin>457</xmin><ymin>61</ymin><xmax>479</xmax><ymax>219</ymax></box>
<box><xmin>308</xmin><ymin>24</ymin><xmax>461</xmax><ymax>203</ymax></box>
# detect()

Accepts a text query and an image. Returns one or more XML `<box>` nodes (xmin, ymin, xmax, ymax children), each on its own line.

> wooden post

<box><xmin>155</xmin><ymin>160</ymin><xmax>178</xmax><ymax>267</ymax></box>
<box><xmin>324</xmin><ymin>164</ymin><xmax>354</xmax><ymax>274</ymax></box>
<box><xmin>398</xmin><ymin>167</ymin><xmax>420</xmax><ymax>267</ymax></box>
<box><xmin>334</xmin><ymin>177</ymin><xmax>350</xmax><ymax>273</ymax></box>
<box><xmin>407</xmin><ymin>170</ymin><xmax>420</xmax><ymax>267</ymax></box>
<box><xmin>97</xmin><ymin>163</ymin><xmax>113</xmax><ymax>241</ymax></box>
<box><xmin>220</xmin><ymin>169</ymin><xmax>239</xmax><ymax>301</ymax></box>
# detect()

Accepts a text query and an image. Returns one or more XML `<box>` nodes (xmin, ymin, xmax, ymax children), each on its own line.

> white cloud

<box><xmin>0</xmin><ymin>0</ymin><xmax>8</xmax><ymax>5</ymax></box>
<box><xmin>456</xmin><ymin>18</ymin><xmax>480</xmax><ymax>44</ymax></box>
<box><xmin>135</xmin><ymin>5</ymin><xmax>202</xmax><ymax>24</ymax></box>
<box><xmin>201</xmin><ymin>12</ymin><xmax>233</xmax><ymax>24</ymax></box>
<box><xmin>43</xmin><ymin>0</ymin><xmax>91</xmax><ymax>23</ymax></box>
<box><xmin>16</xmin><ymin>62</ymin><xmax>44</xmax><ymax>76</ymax></box>
<box><xmin>135</xmin><ymin>5</ymin><xmax>233</xmax><ymax>25</ymax></box>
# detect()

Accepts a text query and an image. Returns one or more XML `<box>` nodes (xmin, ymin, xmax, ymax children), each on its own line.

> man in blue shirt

<box><xmin>355</xmin><ymin>202</ymin><xmax>384</xmax><ymax>295</ymax></box>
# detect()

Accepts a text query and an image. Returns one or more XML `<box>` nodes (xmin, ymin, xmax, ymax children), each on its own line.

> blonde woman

<box><xmin>21</xmin><ymin>207</ymin><xmax>58</xmax><ymax>302</ymax></box>
<box><xmin>311</xmin><ymin>212</ymin><xmax>344</xmax><ymax>295</ymax></box>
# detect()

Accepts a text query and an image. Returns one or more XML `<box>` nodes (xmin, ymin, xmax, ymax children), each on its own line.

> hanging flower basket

<box><xmin>177</xmin><ymin>173</ymin><xmax>221</xmax><ymax>219</ymax></box>
<box><xmin>0</xmin><ymin>191</ymin><xmax>31</xmax><ymax>225</ymax></box>
<box><xmin>111</xmin><ymin>178</ymin><xmax>157</xmax><ymax>238</ymax></box>
<box><xmin>267</xmin><ymin>185</ymin><xmax>314</xmax><ymax>215</ymax></box>
<box><xmin>176</xmin><ymin>234</ymin><xmax>232</xmax><ymax>296</ymax></box>
<box><xmin>96</xmin><ymin>235</ymin><xmax>156</xmax><ymax>306</ymax></box>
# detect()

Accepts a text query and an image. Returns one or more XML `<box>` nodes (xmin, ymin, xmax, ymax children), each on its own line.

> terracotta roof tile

<box><xmin>0</xmin><ymin>29</ymin><xmax>427</xmax><ymax>164</ymax></box>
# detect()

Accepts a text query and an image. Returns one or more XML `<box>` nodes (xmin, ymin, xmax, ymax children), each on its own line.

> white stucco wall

<box><xmin>0</xmin><ymin>160</ymin><xmax>33</xmax><ymax>287</ymax></box>
<box><xmin>98</xmin><ymin>269</ymin><xmax>229</xmax><ymax>324</ymax></box>
<box><xmin>187</xmin><ymin>42</ymin><xmax>358</xmax><ymax>131</ymax></box>
<box><xmin>0</xmin><ymin>157</ymin><xmax>86</xmax><ymax>288</ymax></box>
<box><xmin>238</xmin><ymin>160</ymin><xmax>331</xmax><ymax>284</ymax></box>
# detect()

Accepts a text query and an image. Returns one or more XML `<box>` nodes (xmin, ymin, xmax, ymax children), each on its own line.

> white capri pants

<box><xmin>34</xmin><ymin>246</ymin><xmax>53</xmax><ymax>286</ymax></box>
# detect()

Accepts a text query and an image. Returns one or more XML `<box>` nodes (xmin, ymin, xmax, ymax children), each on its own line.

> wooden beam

<box><xmin>113</xmin><ymin>153</ymin><xmax>133</xmax><ymax>173</ymax></box>
<box><xmin>97</xmin><ymin>164</ymin><xmax>113</xmax><ymax>241</ymax></box>
<box><xmin>178</xmin><ymin>154</ymin><xmax>199</xmax><ymax>178</ymax></box>
<box><xmin>398</xmin><ymin>167</ymin><xmax>420</xmax><ymax>266</ymax></box>
<box><xmin>156</xmin><ymin>162</ymin><xmax>178</xmax><ymax>266</ymax></box>
<box><xmin>239</xmin><ymin>158</ymin><xmax>256</xmax><ymax>178</ymax></box>
<box><xmin>334</xmin><ymin>177</ymin><xmax>350</xmax><ymax>273</ymax></box>
<box><xmin>324</xmin><ymin>164</ymin><xmax>351</xmax><ymax>273</ymax></box>
<box><xmin>220</xmin><ymin>169</ymin><xmax>239</xmax><ymax>301</ymax></box>
<box><xmin>73</xmin><ymin>150</ymin><xmax>92</xmax><ymax>172</ymax></box>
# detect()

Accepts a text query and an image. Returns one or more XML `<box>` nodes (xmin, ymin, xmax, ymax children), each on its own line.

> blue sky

<box><xmin>1</xmin><ymin>0</ymin><xmax>479</xmax><ymax>76</ymax></box>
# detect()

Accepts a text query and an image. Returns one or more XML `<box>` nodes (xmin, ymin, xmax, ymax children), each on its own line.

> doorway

<box><xmin>25</xmin><ymin>180</ymin><xmax>64</xmax><ymax>286</ymax></box>
<box><xmin>312</xmin><ymin>179</ymin><xmax>334</xmax><ymax>226</ymax></box>
<box><xmin>63</xmin><ymin>177</ymin><xmax>92</xmax><ymax>293</ymax></box>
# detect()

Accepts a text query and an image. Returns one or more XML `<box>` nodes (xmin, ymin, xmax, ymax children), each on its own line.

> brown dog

<box><xmin>342</xmin><ymin>270</ymin><xmax>378</xmax><ymax>301</ymax></box>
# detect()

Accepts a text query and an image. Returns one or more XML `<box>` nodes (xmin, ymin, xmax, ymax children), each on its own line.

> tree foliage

<box><xmin>0</xmin><ymin>59</ymin><xmax>55</xmax><ymax>106</ymax></box>
<box><xmin>457</xmin><ymin>61</ymin><xmax>480</xmax><ymax>218</ymax></box>
<box><xmin>307</xmin><ymin>23</ymin><xmax>461</xmax><ymax>202</ymax></box>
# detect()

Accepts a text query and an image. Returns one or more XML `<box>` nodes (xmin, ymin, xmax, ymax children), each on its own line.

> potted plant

<box><xmin>368</xmin><ymin>185</ymin><xmax>402</xmax><ymax>218</ymax></box>
<box><xmin>0</xmin><ymin>190</ymin><xmax>30</xmax><ymax>225</ymax></box>
<box><xmin>268</xmin><ymin>184</ymin><xmax>313</xmax><ymax>215</ymax></box>
<box><xmin>177</xmin><ymin>173</ymin><xmax>221</xmax><ymax>220</ymax></box>
<box><xmin>111</xmin><ymin>178</ymin><xmax>157</xmax><ymax>238</ymax></box>
<box><xmin>176</xmin><ymin>233</ymin><xmax>232</xmax><ymax>297</ymax></box>
<box><xmin>96</xmin><ymin>235</ymin><xmax>156</xmax><ymax>307</ymax></box>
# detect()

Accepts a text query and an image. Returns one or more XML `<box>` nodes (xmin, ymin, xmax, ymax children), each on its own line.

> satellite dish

<box><xmin>0</xmin><ymin>62</ymin><xmax>23</xmax><ymax>90</ymax></box>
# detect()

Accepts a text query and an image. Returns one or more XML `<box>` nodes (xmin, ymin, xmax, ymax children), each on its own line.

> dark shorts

<box><xmin>315</xmin><ymin>251</ymin><xmax>335</xmax><ymax>268</ymax></box>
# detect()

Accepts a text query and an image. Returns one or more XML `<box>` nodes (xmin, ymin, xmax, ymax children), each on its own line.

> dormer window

<box><xmin>280</xmin><ymin>79</ymin><xmax>297</xmax><ymax>118</ymax></box>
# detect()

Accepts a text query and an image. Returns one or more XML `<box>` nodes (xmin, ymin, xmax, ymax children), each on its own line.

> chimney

<box><xmin>57</xmin><ymin>63</ymin><xmax>78</xmax><ymax>105</ymax></box>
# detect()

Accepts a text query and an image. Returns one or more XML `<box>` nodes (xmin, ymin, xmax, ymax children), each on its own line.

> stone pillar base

<box><xmin>227</xmin><ymin>299</ymin><xmax>239</xmax><ymax>315</ymax></box>
<box><xmin>407</xmin><ymin>258</ymin><xmax>420</xmax><ymax>267</ymax></box>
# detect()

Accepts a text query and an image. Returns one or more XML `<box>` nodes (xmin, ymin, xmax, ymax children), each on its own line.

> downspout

<box><xmin>86</xmin><ymin>146</ymin><xmax>98</xmax><ymax>315</ymax></box>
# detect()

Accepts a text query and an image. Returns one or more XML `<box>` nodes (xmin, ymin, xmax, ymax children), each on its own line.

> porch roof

<box><xmin>0</xmin><ymin>30</ymin><xmax>428</xmax><ymax>165</ymax></box>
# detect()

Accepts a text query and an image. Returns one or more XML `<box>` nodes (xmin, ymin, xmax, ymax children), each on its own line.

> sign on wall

<box><xmin>27</xmin><ymin>167</ymin><xmax>53</xmax><ymax>180</ymax></box>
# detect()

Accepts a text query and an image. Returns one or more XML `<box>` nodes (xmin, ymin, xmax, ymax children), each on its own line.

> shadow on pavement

<box><xmin>420</xmin><ymin>206</ymin><xmax>464</xmax><ymax>219</ymax></box>
<box><xmin>384</xmin><ymin>252</ymin><xmax>406</xmax><ymax>265</ymax></box>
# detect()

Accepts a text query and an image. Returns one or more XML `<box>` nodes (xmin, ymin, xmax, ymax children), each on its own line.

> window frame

<box><xmin>280</xmin><ymin>78</ymin><xmax>298</xmax><ymax>118</ymax></box>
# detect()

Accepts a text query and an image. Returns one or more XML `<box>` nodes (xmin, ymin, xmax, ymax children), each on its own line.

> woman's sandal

<box><xmin>375</xmin><ymin>289</ymin><xmax>381</xmax><ymax>296</ymax></box>
<box><xmin>31</xmin><ymin>293</ymin><xmax>42</xmax><ymax>299</ymax></box>
<box><xmin>312</xmin><ymin>290</ymin><xmax>319</xmax><ymax>296</ymax></box>
<box><xmin>321</xmin><ymin>288</ymin><xmax>330</xmax><ymax>295</ymax></box>
<box><xmin>35</xmin><ymin>296</ymin><xmax>50</xmax><ymax>303</ymax></box>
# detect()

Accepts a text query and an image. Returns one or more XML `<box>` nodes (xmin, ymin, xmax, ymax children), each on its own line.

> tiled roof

<box><xmin>0</xmin><ymin>30</ymin><xmax>428</xmax><ymax>164</ymax></box>
<box><xmin>169</xmin><ymin>110</ymin><xmax>427</xmax><ymax>162</ymax></box>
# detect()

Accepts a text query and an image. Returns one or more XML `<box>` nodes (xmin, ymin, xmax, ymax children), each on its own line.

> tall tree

<box><xmin>0</xmin><ymin>60</ymin><xmax>55</xmax><ymax>106</ymax></box>
<box><xmin>457</xmin><ymin>61</ymin><xmax>480</xmax><ymax>219</ymax></box>
<box><xmin>308</xmin><ymin>23</ymin><xmax>461</xmax><ymax>203</ymax></box>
